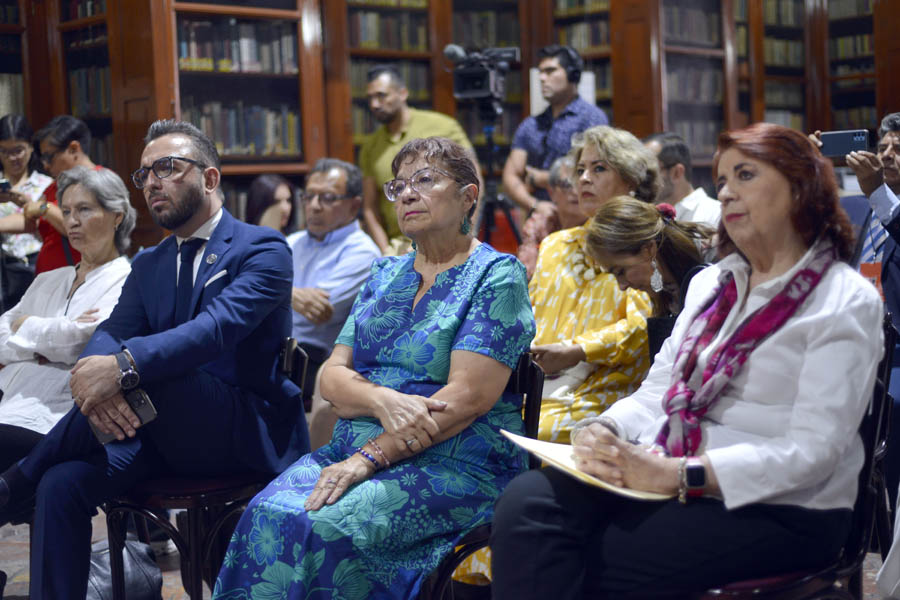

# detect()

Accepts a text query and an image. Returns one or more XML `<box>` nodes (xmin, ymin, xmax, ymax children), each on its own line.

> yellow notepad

<box><xmin>501</xmin><ymin>430</ymin><xmax>674</xmax><ymax>501</ymax></box>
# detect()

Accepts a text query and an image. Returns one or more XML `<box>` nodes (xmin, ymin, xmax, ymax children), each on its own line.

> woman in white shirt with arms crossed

<box><xmin>0</xmin><ymin>165</ymin><xmax>134</xmax><ymax>475</ymax></box>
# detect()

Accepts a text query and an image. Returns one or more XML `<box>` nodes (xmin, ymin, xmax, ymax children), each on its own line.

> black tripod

<box><xmin>473</xmin><ymin>99</ymin><xmax>521</xmax><ymax>247</ymax></box>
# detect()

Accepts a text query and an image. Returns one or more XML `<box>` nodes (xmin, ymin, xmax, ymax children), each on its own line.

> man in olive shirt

<box><xmin>359</xmin><ymin>64</ymin><xmax>480</xmax><ymax>254</ymax></box>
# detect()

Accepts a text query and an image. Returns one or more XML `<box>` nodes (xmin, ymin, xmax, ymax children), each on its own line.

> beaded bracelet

<box><xmin>677</xmin><ymin>456</ymin><xmax>687</xmax><ymax>504</ymax></box>
<box><xmin>358</xmin><ymin>448</ymin><xmax>380</xmax><ymax>470</ymax></box>
<box><xmin>367</xmin><ymin>438</ymin><xmax>390</xmax><ymax>467</ymax></box>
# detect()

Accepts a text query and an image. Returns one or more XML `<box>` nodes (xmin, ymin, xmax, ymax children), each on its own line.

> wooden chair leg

<box><xmin>106</xmin><ymin>509</ymin><xmax>129</xmax><ymax>600</ymax></box>
<box><xmin>186</xmin><ymin>508</ymin><xmax>205</xmax><ymax>599</ymax></box>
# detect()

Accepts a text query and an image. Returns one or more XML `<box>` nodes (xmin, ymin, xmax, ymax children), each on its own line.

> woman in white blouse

<box><xmin>0</xmin><ymin>165</ymin><xmax>135</xmax><ymax>473</ymax></box>
<box><xmin>491</xmin><ymin>123</ymin><xmax>885</xmax><ymax>599</ymax></box>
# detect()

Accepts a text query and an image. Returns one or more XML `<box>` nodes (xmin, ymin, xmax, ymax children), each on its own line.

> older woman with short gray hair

<box><xmin>0</xmin><ymin>165</ymin><xmax>133</xmax><ymax>484</ymax></box>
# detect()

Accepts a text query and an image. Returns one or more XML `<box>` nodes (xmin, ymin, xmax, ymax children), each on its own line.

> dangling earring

<box><xmin>650</xmin><ymin>259</ymin><xmax>664</xmax><ymax>293</ymax></box>
<box><xmin>411</xmin><ymin>240</ymin><xmax>417</xmax><ymax>251</ymax></box>
<box><xmin>460</xmin><ymin>215</ymin><xmax>471</xmax><ymax>235</ymax></box>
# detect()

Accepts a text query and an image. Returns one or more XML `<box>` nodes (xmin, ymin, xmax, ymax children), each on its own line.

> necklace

<box><xmin>568</xmin><ymin>245</ymin><xmax>600</xmax><ymax>287</ymax></box>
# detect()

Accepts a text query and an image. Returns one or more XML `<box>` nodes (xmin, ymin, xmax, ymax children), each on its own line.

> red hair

<box><xmin>712</xmin><ymin>122</ymin><xmax>854</xmax><ymax>261</ymax></box>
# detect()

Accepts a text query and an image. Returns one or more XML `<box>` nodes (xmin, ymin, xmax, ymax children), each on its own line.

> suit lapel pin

<box><xmin>206</xmin><ymin>253</ymin><xmax>217</xmax><ymax>265</ymax></box>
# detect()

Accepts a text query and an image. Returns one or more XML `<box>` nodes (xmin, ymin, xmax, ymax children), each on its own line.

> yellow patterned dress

<box><xmin>530</xmin><ymin>225</ymin><xmax>652</xmax><ymax>443</ymax></box>
<box><xmin>454</xmin><ymin>226</ymin><xmax>653</xmax><ymax>586</ymax></box>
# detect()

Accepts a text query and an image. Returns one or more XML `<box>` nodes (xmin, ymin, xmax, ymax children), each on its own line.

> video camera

<box><xmin>443</xmin><ymin>44</ymin><xmax>520</xmax><ymax>104</ymax></box>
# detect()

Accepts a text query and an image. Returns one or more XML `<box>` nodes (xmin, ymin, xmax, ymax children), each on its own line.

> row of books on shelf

<box><xmin>0</xmin><ymin>33</ymin><xmax>20</xmax><ymax>54</ymax></box>
<box><xmin>347</xmin><ymin>0</ymin><xmax>427</xmax><ymax>7</ymax></box>
<box><xmin>182</xmin><ymin>100</ymin><xmax>302</xmax><ymax>158</ymax></box>
<box><xmin>350</xmin><ymin>59</ymin><xmax>430</xmax><ymax>102</ymax></box>
<box><xmin>833</xmin><ymin>76</ymin><xmax>875</xmax><ymax>89</ymax></box>
<box><xmin>0</xmin><ymin>73</ymin><xmax>23</xmax><ymax>117</ymax></box>
<box><xmin>827</xmin><ymin>0</ymin><xmax>872</xmax><ymax>19</ymax></box>
<box><xmin>557</xmin><ymin>19</ymin><xmax>609</xmax><ymax>53</ymax></box>
<box><xmin>763</xmin><ymin>37</ymin><xmax>803</xmax><ymax>68</ymax></box>
<box><xmin>736</xmin><ymin>23</ymin><xmax>748</xmax><ymax>57</ymax></box>
<box><xmin>221</xmin><ymin>184</ymin><xmax>249</xmax><ymax>224</ymax></box>
<box><xmin>66</xmin><ymin>0</ymin><xmax>106</xmax><ymax>21</ymax></box>
<box><xmin>351</xmin><ymin>104</ymin><xmax>378</xmax><ymax>140</ymax></box>
<box><xmin>663</xmin><ymin>5</ymin><xmax>721</xmax><ymax>47</ymax></box>
<box><xmin>65</xmin><ymin>25</ymin><xmax>108</xmax><ymax>51</ymax></box>
<box><xmin>589</xmin><ymin>63</ymin><xmax>612</xmax><ymax>99</ymax></box>
<box><xmin>764</xmin><ymin>110</ymin><xmax>804</xmax><ymax>131</ymax></box>
<box><xmin>665</xmin><ymin>65</ymin><xmax>722</xmax><ymax>104</ymax></box>
<box><xmin>89</xmin><ymin>134</ymin><xmax>113</xmax><ymax>169</ymax></box>
<box><xmin>452</xmin><ymin>11</ymin><xmax>520</xmax><ymax>50</ymax></box>
<box><xmin>762</xmin><ymin>0</ymin><xmax>803</xmax><ymax>27</ymax></box>
<box><xmin>348</xmin><ymin>10</ymin><xmax>428</xmax><ymax>52</ymax></box>
<box><xmin>0</xmin><ymin>2</ymin><xmax>17</xmax><ymax>25</ymax></box>
<box><xmin>178</xmin><ymin>19</ymin><xmax>298</xmax><ymax>75</ymax></box>
<box><xmin>832</xmin><ymin>62</ymin><xmax>874</xmax><ymax>77</ymax></box>
<box><xmin>457</xmin><ymin>103</ymin><xmax>523</xmax><ymax>146</ymax></box>
<box><xmin>764</xmin><ymin>81</ymin><xmax>803</xmax><ymax>108</ymax></box>
<box><xmin>833</xmin><ymin>106</ymin><xmax>877</xmax><ymax>130</ymax></box>
<box><xmin>554</xmin><ymin>0</ymin><xmax>609</xmax><ymax>17</ymax></box>
<box><xmin>671</xmin><ymin>120</ymin><xmax>720</xmax><ymax>158</ymax></box>
<box><xmin>829</xmin><ymin>34</ymin><xmax>873</xmax><ymax>60</ymax></box>
<box><xmin>68</xmin><ymin>65</ymin><xmax>111</xmax><ymax>118</ymax></box>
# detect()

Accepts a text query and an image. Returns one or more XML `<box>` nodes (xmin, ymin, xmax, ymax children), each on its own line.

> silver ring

<box><xmin>405</xmin><ymin>439</ymin><xmax>416</xmax><ymax>447</ymax></box>
<box><xmin>326</xmin><ymin>478</ymin><xmax>337</xmax><ymax>485</ymax></box>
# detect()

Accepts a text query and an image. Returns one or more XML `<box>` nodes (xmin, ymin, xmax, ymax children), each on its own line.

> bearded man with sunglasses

<box><xmin>286</xmin><ymin>158</ymin><xmax>379</xmax><ymax>447</ymax></box>
<box><xmin>0</xmin><ymin>119</ymin><xmax>310</xmax><ymax>598</ymax></box>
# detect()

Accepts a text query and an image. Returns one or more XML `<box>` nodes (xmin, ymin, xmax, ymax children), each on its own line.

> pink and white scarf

<box><xmin>655</xmin><ymin>239</ymin><xmax>837</xmax><ymax>457</ymax></box>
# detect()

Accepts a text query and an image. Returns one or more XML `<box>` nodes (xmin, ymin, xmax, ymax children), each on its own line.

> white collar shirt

<box><xmin>675</xmin><ymin>187</ymin><xmax>721</xmax><ymax>228</ymax></box>
<box><xmin>175</xmin><ymin>208</ymin><xmax>223</xmax><ymax>286</ymax></box>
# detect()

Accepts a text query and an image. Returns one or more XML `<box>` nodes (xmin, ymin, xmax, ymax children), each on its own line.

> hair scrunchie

<box><xmin>656</xmin><ymin>203</ymin><xmax>676</xmax><ymax>221</ymax></box>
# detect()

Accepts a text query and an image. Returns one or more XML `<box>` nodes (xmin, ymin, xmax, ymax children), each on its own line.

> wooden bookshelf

<box><xmin>0</xmin><ymin>0</ymin><xmax>25</xmax><ymax>119</ymax></box>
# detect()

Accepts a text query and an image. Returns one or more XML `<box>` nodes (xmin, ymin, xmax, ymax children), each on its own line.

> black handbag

<box><xmin>86</xmin><ymin>536</ymin><xmax>163</xmax><ymax>600</ymax></box>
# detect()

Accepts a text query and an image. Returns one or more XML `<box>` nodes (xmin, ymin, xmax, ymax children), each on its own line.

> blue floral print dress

<box><xmin>213</xmin><ymin>243</ymin><xmax>536</xmax><ymax>600</ymax></box>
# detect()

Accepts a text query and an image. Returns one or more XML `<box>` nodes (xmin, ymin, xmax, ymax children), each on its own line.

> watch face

<box><xmin>121</xmin><ymin>371</ymin><xmax>140</xmax><ymax>390</ymax></box>
<box><xmin>686</xmin><ymin>464</ymin><xmax>706</xmax><ymax>488</ymax></box>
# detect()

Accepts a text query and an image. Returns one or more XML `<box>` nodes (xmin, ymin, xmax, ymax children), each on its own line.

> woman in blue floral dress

<box><xmin>214</xmin><ymin>137</ymin><xmax>536</xmax><ymax>600</ymax></box>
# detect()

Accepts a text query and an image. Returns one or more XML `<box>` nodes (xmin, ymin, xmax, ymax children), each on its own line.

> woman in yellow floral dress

<box><xmin>530</xmin><ymin>125</ymin><xmax>660</xmax><ymax>443</ymax></box>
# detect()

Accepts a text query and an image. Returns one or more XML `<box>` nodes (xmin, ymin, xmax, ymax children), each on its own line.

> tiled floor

<box><xmin>0</xmin><ymin>513</ymin><xmax>210</xmax><ymax>599</ymax></box>
<box><xmin>0</xmin><ymin>519</ymin><xmax>889</xmax><ymax>599</ymax></box>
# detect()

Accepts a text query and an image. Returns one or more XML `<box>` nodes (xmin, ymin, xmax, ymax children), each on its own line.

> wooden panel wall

<box><xmin>610</xmin><ymin>0</ymin><xmax>661</xmax><ymax>138</ymax></box>
<box><xmin>874</xmin><ymin>0</ymin><xmax>900</xmax><ymax>120</ymax></box>
<box><xmin>108</xmin><ymin>0</ymin><xmax>175</xmax><ymax>250</ymax></box>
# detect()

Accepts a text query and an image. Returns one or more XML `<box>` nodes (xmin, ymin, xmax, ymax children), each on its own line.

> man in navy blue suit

<box><xmin>0</xmin><ymin>120</ymin><xmax>310</xmax><ymax>598</ymax></box>
<box><xmin>835</xmin><ymin>112</ymin><xmax>900</xmax><ymax>506</ymax></box>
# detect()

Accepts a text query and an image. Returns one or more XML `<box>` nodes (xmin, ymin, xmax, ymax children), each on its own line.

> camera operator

<box><xmin>359</xmin><ymin>64</ymin><xmax>481</xmax><ymax>255</ymax></box>
<box><xmin>502</xmin><ymin>45</ymin><xmax>608</xmax><ymax>217</ymax></box>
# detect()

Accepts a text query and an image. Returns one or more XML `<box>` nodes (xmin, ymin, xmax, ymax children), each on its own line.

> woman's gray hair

<box><xmin>569</xmin><ymin>125</ymin><xmax>661</xmax><ymax>203</ymax></box>
<box><xmin>57</xmin><ymin>166</ymin><xmax>137</xmax><ymax>254</ymax></box>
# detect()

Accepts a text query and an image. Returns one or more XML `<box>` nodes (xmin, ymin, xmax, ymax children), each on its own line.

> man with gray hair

<box><xmin>287</xmin><ymin>158</ymin><xmax>379</xmax><ymax>426</ymax></box>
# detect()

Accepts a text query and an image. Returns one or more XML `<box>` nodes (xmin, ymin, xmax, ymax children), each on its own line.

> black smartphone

<box><xmin>88</xmin><ymin>388</ymin><xmax>158</xmax><ymax>444</ymax></box>
<box><xmin>0</xmin><ymin>178</ymin><xmax>11</xmax><ymax>193</ymax></box>
<box><xmin>819</xmin><ymin>129</ymin><xmax>869</xmax><ymax>158</ymax></box>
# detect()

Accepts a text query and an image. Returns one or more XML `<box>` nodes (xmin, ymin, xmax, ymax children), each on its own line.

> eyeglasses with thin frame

<box><xmin>299</xmin><ymin>191</ymin><xmax>351</xmax><ymax>207</ymax></box>
<box><xmin>383</xmin><ymin>167</ymin><xmax>460</xmax><ymax>202</ymax></box>
<box><xmin>0</xmin><ymin>144</ymin><xmax>30</xmax><ymax>159</ymax></box>
<box><xmin>131</xmin><ymin>156</ymin><xmax>208</xmax><ymax>189</ymax></box>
